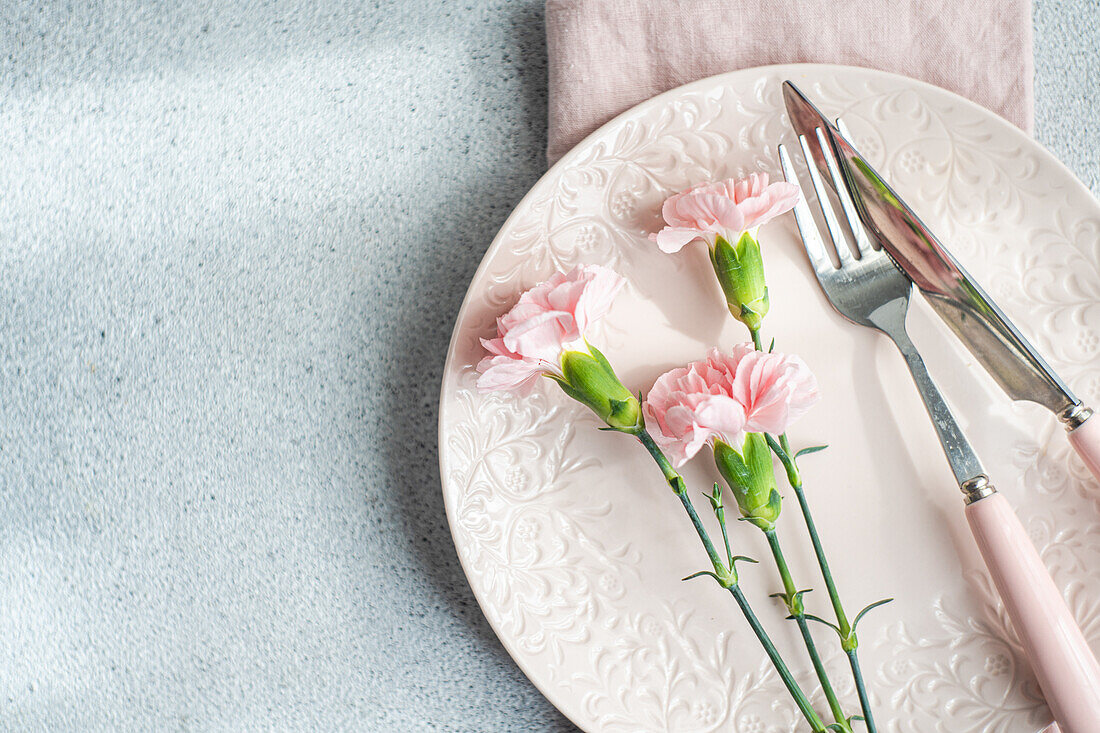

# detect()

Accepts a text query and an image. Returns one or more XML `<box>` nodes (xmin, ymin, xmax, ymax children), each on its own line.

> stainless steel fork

<box><xmin>779</xmin><ymin>130</ymin><xmax>987</xmax><ymax>496</ymax></box>
<box><xmin>779</xmin><ymin>130</ymin><xmax>1100</xmax><ymax>733</ymax></box>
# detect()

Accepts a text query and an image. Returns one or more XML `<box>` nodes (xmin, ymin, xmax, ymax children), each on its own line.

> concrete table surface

<box><xmin>0</xmin><ymin>1</ymin><xmax>1095</xmax><ymax>730</ymax></box>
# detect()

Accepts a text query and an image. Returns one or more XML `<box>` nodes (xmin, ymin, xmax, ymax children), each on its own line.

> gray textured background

<box><xmin>0</xmin><ymin>1</ymin><xmax>1094</xmax><ymax>730</ymax></box>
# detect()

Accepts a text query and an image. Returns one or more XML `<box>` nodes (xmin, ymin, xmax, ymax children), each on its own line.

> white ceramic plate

<box><xmin>438</xmin><ymin>64</ymin><xmax>1100</xmax><ymax>732</ymax></box>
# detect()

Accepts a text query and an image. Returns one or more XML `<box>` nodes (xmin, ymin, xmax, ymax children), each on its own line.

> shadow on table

<box><xmin>374</xmin><ymin>3</ymin><xmax>579</xmax><ymax>731</ymax></box>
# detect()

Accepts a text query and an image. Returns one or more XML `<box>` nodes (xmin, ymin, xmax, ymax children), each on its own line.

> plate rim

<box><xmin>436</xmin><ymin>61</ymin><xmax>1100</xmax><ymax>731</ymax></box>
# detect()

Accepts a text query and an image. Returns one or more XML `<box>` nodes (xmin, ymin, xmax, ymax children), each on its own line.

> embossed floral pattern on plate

<box><xmin>439</xmin><ymin>64</ymin><xmax>1100</xmax><ymax>732</ymax></box>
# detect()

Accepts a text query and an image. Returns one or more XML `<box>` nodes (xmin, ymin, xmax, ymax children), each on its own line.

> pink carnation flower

<box><xmin>652</xmin><ymin>173</ymin><xmax>800</xmax><ymax>254</ymax></box>
<box><xmin>476</xmin><ymin>265</ymin><xmax>625</xmax><ymax>394</ymax></box>
<box><xmin>645</xmin><ymin>345</ymin><xmax>819</xmax><ymax>466</ymax></box>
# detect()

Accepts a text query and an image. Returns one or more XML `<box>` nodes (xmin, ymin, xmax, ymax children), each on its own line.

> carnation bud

<box><xmin>557</xmin><ymin>345</ymin><xmax>643</xmax><ymax>432</ymax></box>
<box><xmin>713</xmin><ymin>433</ymin><xmax>781</xmax><ymax>530</ymax></box>
<box><xmin>710</xmin><ymin>232</ymin><xmax>769</xmax><ymax>332</ymax></box>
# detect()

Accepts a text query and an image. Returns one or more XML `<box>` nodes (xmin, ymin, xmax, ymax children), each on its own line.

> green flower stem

<box><xmin>742</xmin><ymin>321</ymin><xmax>878</xmax><ymax>732</ymax></box>
<box><xmin>848</xmin><ymin>650</ymin><xmax>874</xmax><ymax>733</ymax></box>
<box><xmin>676</xmin><ymin>488</ymin><xmax>727</xmax><ymax>578</ymax></box>
<box><xmin>729</xmin><ymin>585</ymin><xmax>827</xmax><ymax>733</ymax></box>
<box><xmin>636</xmin><ymin>429</ymin><xmax>723</xmax><ymax>574</ymax></box>
<box><xmin>765</xmin><ymin>529</ymin><xmax>851</xmax><ymax>732</ymax></box>
<box><xmin>635</xmin><ymin>428</ymin><xmax>826</xmax><ymax>733</ymax></box>
<box><xmin>770</xmin><ymin>433</ymin><xmax>877</xmax><ymax>733</ymax></box>
<box><xmin>775</xmin><ymin>435</ymin><xmax>853</xmax><ymax>637</ymax></box>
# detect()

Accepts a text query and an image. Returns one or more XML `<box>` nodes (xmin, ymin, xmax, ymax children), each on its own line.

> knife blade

<box><xmin>781</xmin><ymin>80</ymin><xmax>1086</xmax><ymax>423</ymax></box>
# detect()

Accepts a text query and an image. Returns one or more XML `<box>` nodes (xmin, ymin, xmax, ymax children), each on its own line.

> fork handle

<box><xmin>1067</xmin><ymin>411</ymin><xmax>1100</xmax><ymax>485</ymax></box>
<box><xmin>966</xmin><ymin>491</ymin><xmax>1100</xmax><ymax>733</ymax></box>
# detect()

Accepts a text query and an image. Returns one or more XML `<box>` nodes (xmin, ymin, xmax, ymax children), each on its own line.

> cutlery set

<box><xmin>779</xmin><ymin>82</ymin><xmax>1100</xmax><ymax>733</ymax></box>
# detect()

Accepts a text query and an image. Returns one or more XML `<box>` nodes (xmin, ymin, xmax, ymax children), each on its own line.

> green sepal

<box><xmin>714</xmin><ymin>434</ymin><xmax>781</xmax><ymax>529</ymax></box>
<box><xmin>734</xmin><ymin>513</ymin><xmax>779</xmax><ymax>531</ymax></box>
<box><xmin>557</xmin><ymin>345</ymin><xmax>642</xmax><ymax>432</ymax></box>
<box><xmin>710</xmin><ymin>232</ymin><xmax>770</xmax><ymax>331</ymax></box>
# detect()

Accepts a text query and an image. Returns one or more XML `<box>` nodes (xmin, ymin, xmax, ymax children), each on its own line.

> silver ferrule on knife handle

<box><xmin>1063</xmin><ymin>404</ymin><xmax>1100</xmax><ymax>485</ymax></box>
<box><xmin>961</xmin><ymin>474</ymin><xmax>997</xmax><ymax>505</ymax></box>
<box><xmin>879</xmin><ymin>310</ymin><xmax>994</xmax><ymax>501</ymax></box>
<box><xmin>1060</xmin><ymin>403</ymin><xmax>1094</xmax><ymax>431</ymax></box>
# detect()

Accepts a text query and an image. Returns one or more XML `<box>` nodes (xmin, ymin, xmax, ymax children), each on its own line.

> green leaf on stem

<box><xmin>795</xmin><ymin>445</ymin><xmax>829</xmax><ymax>458</ymax></box>
<box><xmin>852</xmin><ymin>598</ymin><xmax>894</xmax><ymax>629</ymax></box>
<box><xmin>726</xmin><ymin>556</ymin><xmax>758</xmax><ymax>585</ymax></box>
<box><xmin>682</xmin><ymin>567</ymin><xmax>737</xmax><ymax>588</ymax></box>
<box><xmin>769</xmin><ymin>588</ymin><xmax>812</xmax><ymax>617</ymax></box>
<box><xmin>681</xmin><ymin>570</ymin><xmax>722</xmax><ymax>583</ymax></box>
<box><xmin>803</xmin><ymin>614</ymin><xmax>842</xmax><ymax>636</ymax></box>
<box><xmin>768</xmin><ymin>337</ymin><xmax>775</xmax><ymax>353</ymax></box>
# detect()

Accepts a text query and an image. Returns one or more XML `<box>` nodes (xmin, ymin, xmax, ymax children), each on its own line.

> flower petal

<box><xmin>652</xmin><ymin>174</ymin><xmax>798</xmax><ymax>250</ymax></box>
<box><xmin>654</xmin><ymin>226</ymin><xmax>704</xmax><ymax>253</ymax></box>
<box><xmin>739</xmin><ymin>181</ymin><xmax>801</xmax><ymax>231</ymax></box>
<box><xmin>475</xmin><ymin>265</ymin><xmax>625</xmax><ymax>394</ymax></box>
<box><xmin>476</xmin><ymin>354</ymin><xmax>546</xmax><ymax>395</ymax></box>
<box><xmin>643</xmin><ymin>344</ymin><xmax>819</xmax><ymax>461</ymax></box>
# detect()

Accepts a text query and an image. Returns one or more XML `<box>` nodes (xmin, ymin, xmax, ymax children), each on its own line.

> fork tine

<box><xmin>778</xmin><ymin>143</ymin><xmax>834</xmax><ymax>274</ymax></box>
<box><xmin>817</xmin><ymin>125</ymin><xmax>877</xmax><ymax>257</ymax></box>
<box><xmin>797</xmin><ymin>132</ymin><xmax>853</xmax><ymax>267</ymax></box>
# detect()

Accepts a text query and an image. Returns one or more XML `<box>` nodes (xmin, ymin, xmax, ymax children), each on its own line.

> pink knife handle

<box><xmin>1068</xmin><ymin>413</ymin><xmax>1100</xmax><ymax>485</ymax></box>
<box><xmin>966</xmin><ymin>492</ymin><xmax>1100</xmax><ymax>733</ymax></box>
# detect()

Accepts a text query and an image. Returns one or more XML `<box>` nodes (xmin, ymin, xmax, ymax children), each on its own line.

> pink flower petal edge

<box><xmin>644</xmin><ymin>344</ymin><xmax>819</xmax><ymax>466</ymax></box>
<box><xmin>476</xmin><ymin>265</ymin><xmax>625</xmax><ymax>394</ymax></box>
<box><xmin>651</xmin><ymin>173</ymin><xmax>801</xmax><ymax>253</ymax></box>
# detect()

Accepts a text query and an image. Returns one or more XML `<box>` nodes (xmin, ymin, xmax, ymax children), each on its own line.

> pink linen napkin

<box><xmin>545</xmin><ymin>0</ymin><xmax>1033</xmax><ymax>163</ymax></box>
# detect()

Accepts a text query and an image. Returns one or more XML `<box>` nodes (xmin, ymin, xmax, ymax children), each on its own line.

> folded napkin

<box><xmin>545</xmin><ymin>0</ymin><xmax>1033</xmax><ymax>163</ymax></box>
